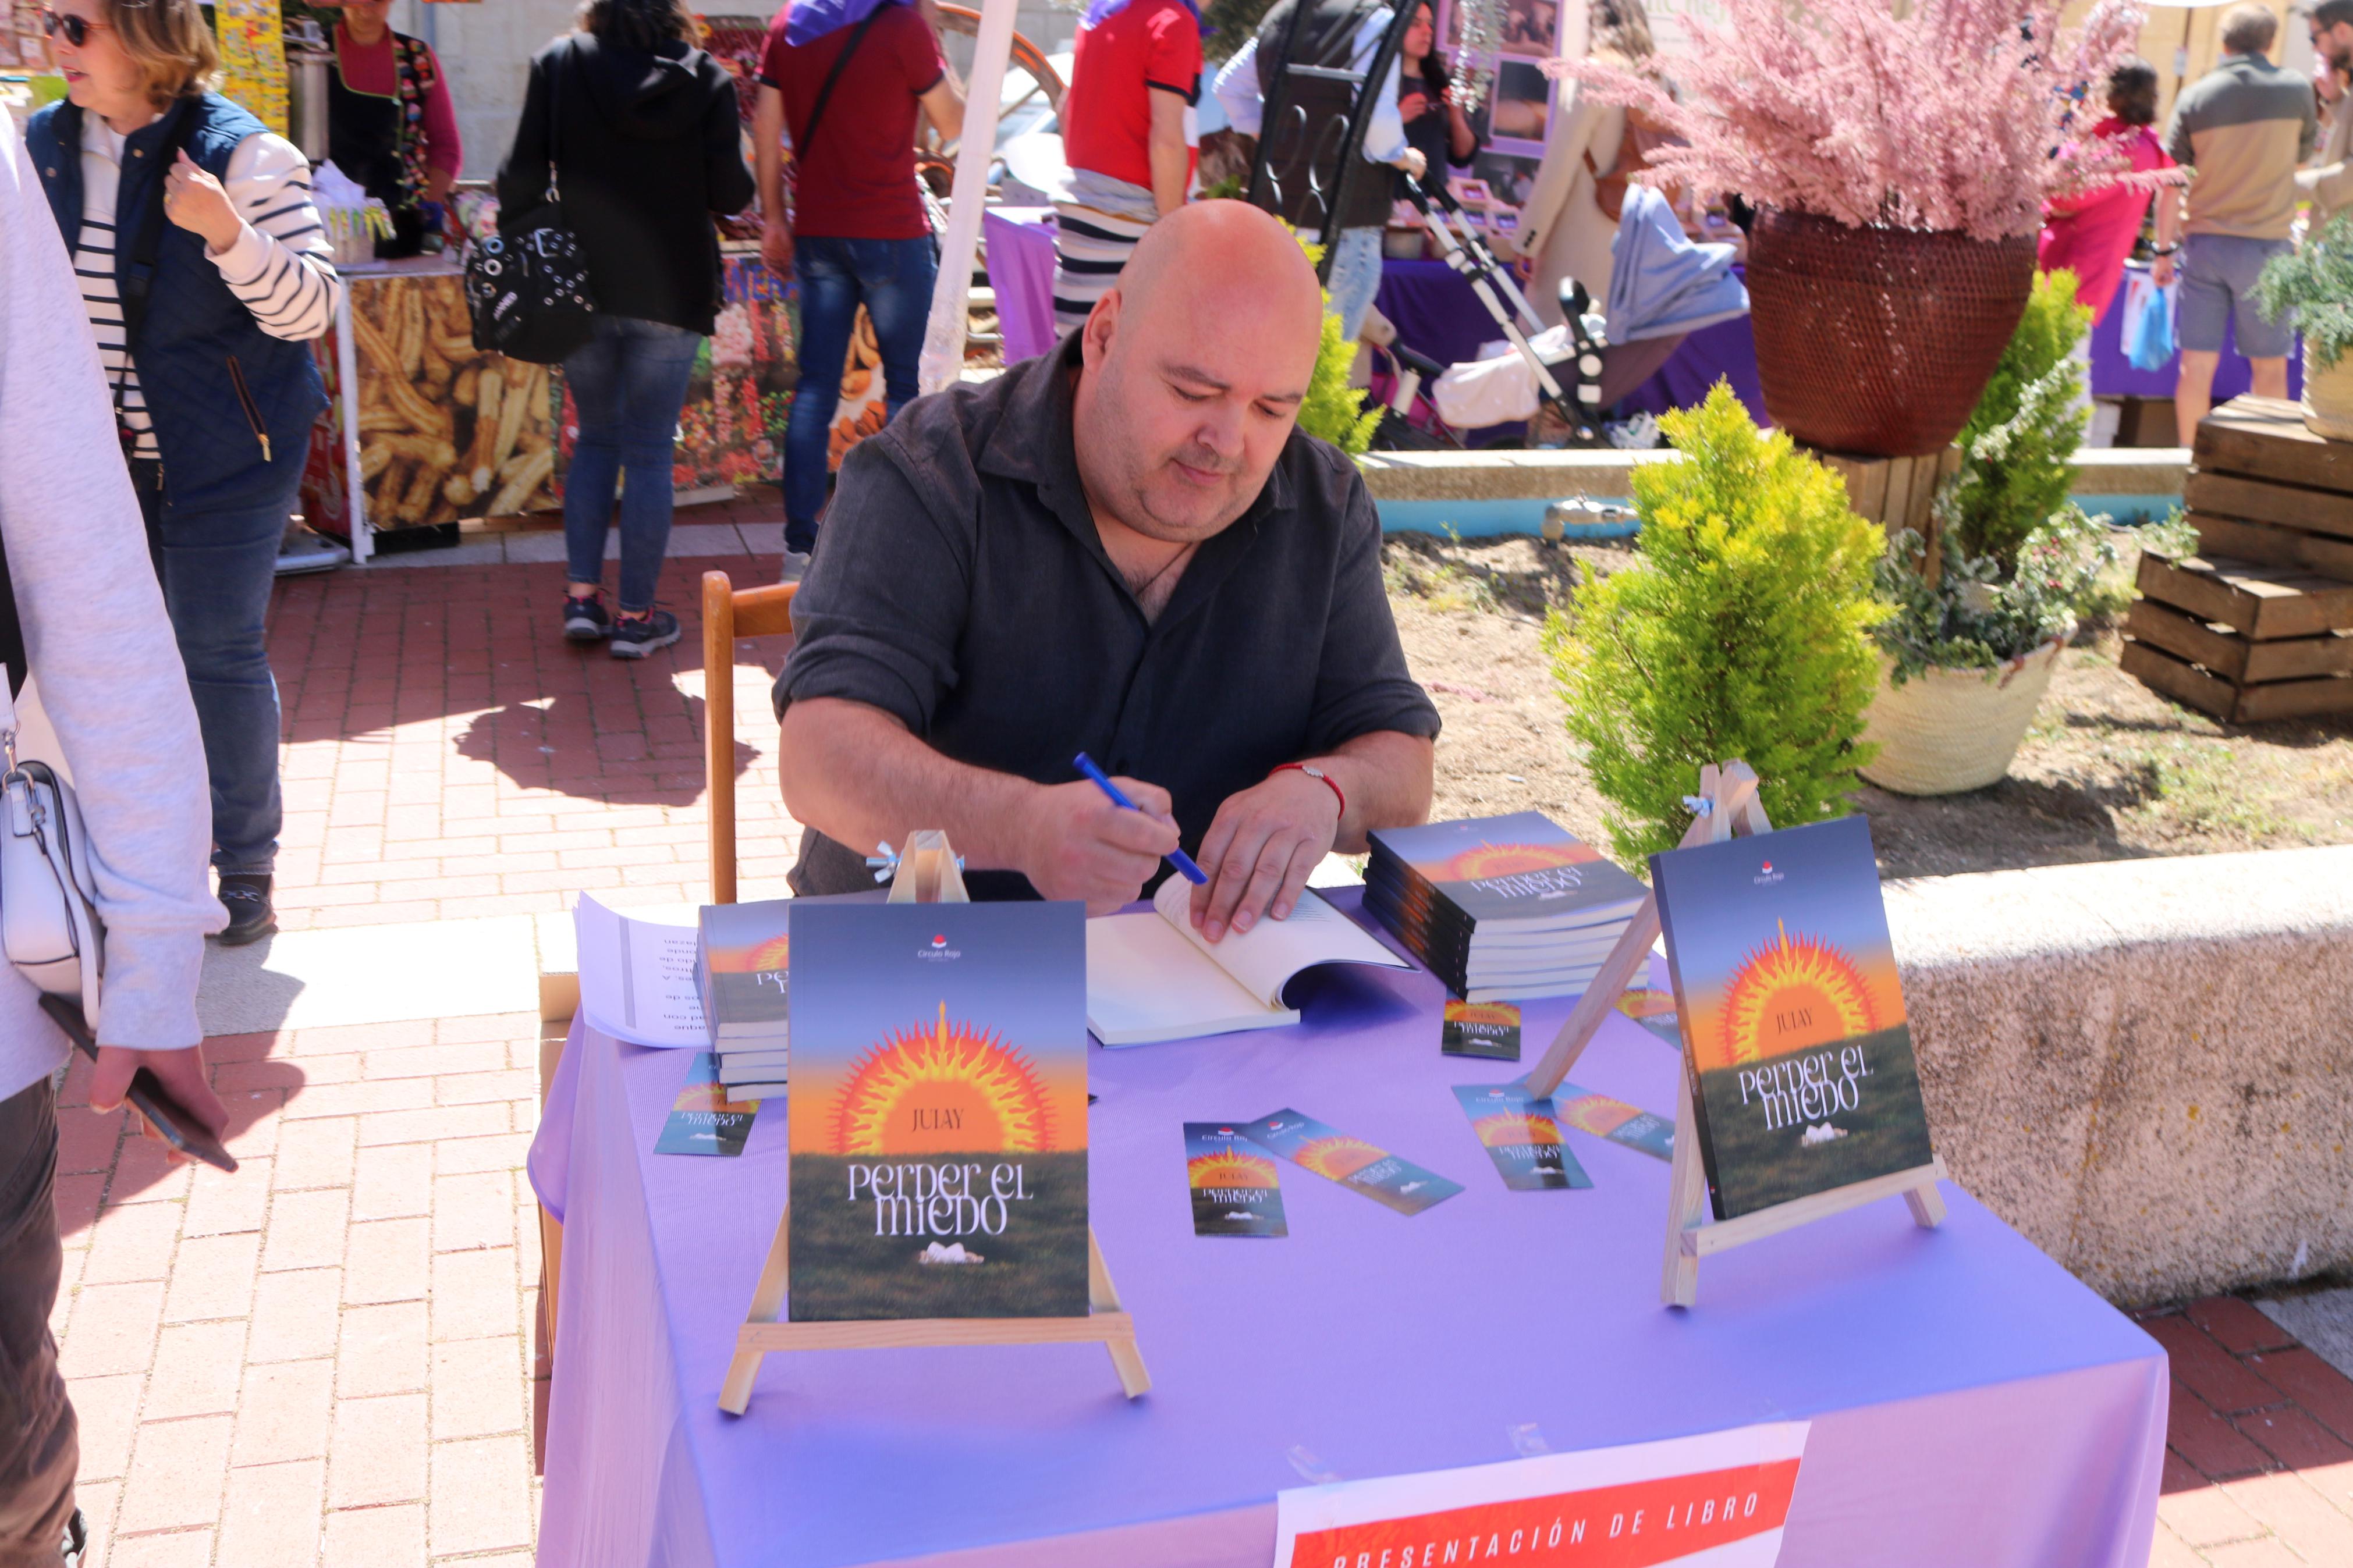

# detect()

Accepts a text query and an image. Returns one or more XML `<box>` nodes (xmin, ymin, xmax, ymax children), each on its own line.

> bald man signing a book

<box><xmin>773</xmin><ymin>200</ymin><xmax>1440</xmax><ymax>940</ymax></box>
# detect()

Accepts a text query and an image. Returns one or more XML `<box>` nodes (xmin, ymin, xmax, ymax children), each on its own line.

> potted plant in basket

<box><xmin>1858</xmin><ymin>272</ymin><xmax>2184</xmax><ymax>794</ymax></box>
<box><xmin>1560</xmin><ymin>0</ymin><xmax>2146</xmax><ymax>458</ymax></box>
<box><xmin>2253</xmin><ymin>211</ymin><xmax>2353</xmax><ymax>441</ymax></box>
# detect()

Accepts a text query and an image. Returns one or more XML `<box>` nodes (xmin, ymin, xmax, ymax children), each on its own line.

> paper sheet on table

<box><xmin>573</xmin><ymin>894</ymin><xmax>707</xmax><ymax>1047</ymax></box>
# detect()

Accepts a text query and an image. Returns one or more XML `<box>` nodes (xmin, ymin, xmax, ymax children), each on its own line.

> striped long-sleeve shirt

<box><xmin>73</xmin><ymin>113</ymin><xmax>342</xmax><ymax>459</ymax></box>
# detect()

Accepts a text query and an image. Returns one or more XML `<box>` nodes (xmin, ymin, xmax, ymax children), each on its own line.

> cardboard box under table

<box><xmin>527</xmin><ymin>888</ymin><xmax>2164</xmax><ymax>1566</ymax></box>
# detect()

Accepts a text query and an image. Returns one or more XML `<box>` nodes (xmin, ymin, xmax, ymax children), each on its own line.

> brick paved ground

<box><xmin>51</xmin><ymin>1014</ymin><xmax>548</xmax><ymax>1566</ymax></box>
<box><xmin>266</xmin><ymin>494</ymin><xmax>801</xmax><ymax>934</ymax></box>
<box><xmin>40</xmin><ymin>502</ymin><xmax>2353</xmax><ymax>1563</ymax></box>
<box><xmin>2143</xmin><ymin>1299</ymin><xmax>2353</xmax><ymax>1565</ymax></box>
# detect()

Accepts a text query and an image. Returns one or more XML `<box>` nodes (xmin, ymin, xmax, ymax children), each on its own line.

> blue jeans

<box><xmin>1325</xmin><ymin>225</ymin><xmax>1385</xmax><ymax>342</ymax></box>
<box><xmin>562</xmin><ymin>315</ymin><xmax>704</xmax><ymax>613</ymax></box>
<box><xmin>134</xmin><ymin>458</ymin><xmax>289</xmax><ymax>877</ymax></box>
<box><xmin>786</xmin><ymin>236</ymin><xmax>936</xmax><ymax>552</ymax></box>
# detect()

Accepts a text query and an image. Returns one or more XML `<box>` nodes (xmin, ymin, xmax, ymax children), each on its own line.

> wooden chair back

<box><xmin>701</xmin><ymin>570</ymin><xmax>798</xmax><ymax>904</ymax></box>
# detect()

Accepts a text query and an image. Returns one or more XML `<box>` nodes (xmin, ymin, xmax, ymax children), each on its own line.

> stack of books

<box><xmin>695</xmin><ymin>899</ymin><xmax>792</xmax><ymax>1100</ymax></box>
<box><xmin>1365</xmin><ymin>812</ymin><xmax>1646</xmax><ymax>1001</ymax></box>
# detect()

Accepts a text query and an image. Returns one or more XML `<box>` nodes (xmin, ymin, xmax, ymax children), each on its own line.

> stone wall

<box><xmin>1356</xmin><ymin>446</ymin><xmax>2189</xmax><ymax>504</ymax></box>
<box><xmin>1886</xmin><ymin>847</ymin><xmax>2353</xmax><ymax>1308</ymax></box>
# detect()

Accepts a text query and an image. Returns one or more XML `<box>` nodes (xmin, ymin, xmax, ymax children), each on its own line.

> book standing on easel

<box><xmin>1650</xmin><ymin>815</ymin><xmax>1936</xmax><ymax>1221</ymax></box>
<box><xmin>786</xmin><ymin>901</ymin><xmax>1092</xmax><ymax>1320</ymax></box>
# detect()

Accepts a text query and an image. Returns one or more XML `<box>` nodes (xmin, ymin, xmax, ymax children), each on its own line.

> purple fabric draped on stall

<box><xmin>2086</xmin><ymin>265</ymin><xmax>2302</xmax><ymax>403</ymax></box>
<box><xmin>1373</xmin><ymin>258</ymin><xmax>1769</xmax><ymax>428</ymax></box>
<box><xmin>530</xmin><ymin>888</ymin><xmax>2164</xmax><ymax>1567</ymax></box>
<box><xmin>984</xmin><ymin>207</ymin><xmax>1062</xmax><ymax>365</ymax></box>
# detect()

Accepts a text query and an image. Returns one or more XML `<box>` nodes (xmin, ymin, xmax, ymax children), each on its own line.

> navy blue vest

<box><xmin>27</xmin><ymin>94</ymin><xmax>328</xmax><ymax>514</ymax></box>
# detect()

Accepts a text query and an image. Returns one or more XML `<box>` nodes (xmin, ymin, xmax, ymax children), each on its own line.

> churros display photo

<box><xmin>338</xmin><ymin>272</ymin><xmax>561</xmax><ymax>529</ymax></box>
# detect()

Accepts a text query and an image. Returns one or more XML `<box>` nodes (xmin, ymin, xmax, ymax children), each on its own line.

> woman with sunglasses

<box><xmin>27</xmin><ymin>0</ymin><xmax>343</xmax><ymax>945</ymax></box>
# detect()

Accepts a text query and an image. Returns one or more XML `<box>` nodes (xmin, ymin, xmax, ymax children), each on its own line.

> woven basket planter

<box><xmin>2305</xmin><ymin>343</ymin><xmax>2353</xmax><ymax>442</ymax></box>
<box><xmin>1858</xmin><ymin>635</ymin><xmax>2067</xmax><ymax>796</ymax></box>
<box><xmin>1747</xmin><ymin>209</ymin><xmax>2038</xmax><ymax>458</ymax></box>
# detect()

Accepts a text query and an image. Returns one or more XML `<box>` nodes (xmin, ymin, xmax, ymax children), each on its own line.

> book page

<box><xmin>1085</xmin><ymin>912</ymin><xmax>1289</xmax><ymax>1044</ymax></box>
<box><xmin>574</xmin><ymin>894</ymin><xmax>707</xmax><ymax>1048</ymax></box>
<box><xmin>1151</xmin><ymin>879</ymin><xmax>1407</xmax><ymax>1008</ymax></box>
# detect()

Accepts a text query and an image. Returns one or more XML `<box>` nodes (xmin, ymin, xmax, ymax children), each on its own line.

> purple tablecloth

<box><xmin>2086</xmin><ymin>264</ymin><xmax>2302</xmax><ymax>403</ymax></box>
<box><xmin>530</xmin><ymin>890</ymin><xmax>2165</xmax><ymax>1567</ymax></box>
<box><xmin>984</xmin><ymin>207</ymin><xmax>1061</xmax><ymax>366</ymax></box>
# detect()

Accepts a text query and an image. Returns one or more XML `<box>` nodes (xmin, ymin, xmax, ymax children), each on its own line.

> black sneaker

<box><xmin>217</xmin><ymin>874</ymin><xmax>276</xmax><ymax>945</ymax></box>
<box><xmin>609</xmin><ymin>609</ymin><xmax>681</xmax><ymax>660</ymax></box>
<box><xmin>563</xmin><ymin>592</ymin><xmax>612</xmax><ymax>642</ymax></box>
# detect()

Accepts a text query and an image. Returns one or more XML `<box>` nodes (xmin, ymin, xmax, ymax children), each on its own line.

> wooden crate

<box><xmin>2194</xmin><ymin>396</ymin><xmax>2353</xmax><ymax>494</ymax></box>
<box><xmin>2122</xmin><ymin>552</ymin><xmax>2353</xmax><ymax>723</ymax></box>
<box><xmin>2120</xmin><ymin>639</ymin><xmax>2353</xmax><ymax>723</ymax></box>
<box><xmin>2134</xmin><ymin>552</ymin><xmax>2353</xmax><ymax>641</ymax></box>
<box><xmin>2185</xmin><ymin>397</ymin><xmax>2353</xmax><ymax>585</ymax></box>
<box><xmin>2124</xmin><ymin>600</ymin><xmax>2353</xmax><ymax>683</ymax></box>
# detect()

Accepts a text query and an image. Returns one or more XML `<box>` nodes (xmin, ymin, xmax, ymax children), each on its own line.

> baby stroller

<box><xmin>1375</xmin><ymin>180</ymin><xmax>1748</xmax><ymax>447</ymax></box>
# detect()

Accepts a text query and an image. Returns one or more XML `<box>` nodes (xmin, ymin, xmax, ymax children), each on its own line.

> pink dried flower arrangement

<box><xmin>1550</xmin><ymin>0</ymin><xmax>2146</xmax><ymax>242</ymax></box>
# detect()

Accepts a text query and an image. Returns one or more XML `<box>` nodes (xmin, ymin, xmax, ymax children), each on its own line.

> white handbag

<box><xmin>0</xmin><ymin>673</ymin><xmax>104</xmax><ymax>1029</ymax></box>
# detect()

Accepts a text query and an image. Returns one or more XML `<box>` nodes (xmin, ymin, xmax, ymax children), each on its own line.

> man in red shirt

<box><xmin>755</xmin><ymin>0</ymin><xmax>966</xmax><ymax>577</ymax></box>
<box><xmin>1050</xmin><ymin>0</ymin><xmax>1201</xmax><ymax>333</ymax></box>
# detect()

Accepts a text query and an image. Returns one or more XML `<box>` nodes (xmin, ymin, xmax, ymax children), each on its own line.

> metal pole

<box><xmin>335</xmin><ymin>286</ymin><xmax>372</xmax><ymax>564</ymax></box>
<box><xmin>918</xmin><ymin>0</ymin><xmax>1015</xmax><ymax>393</ymax></box>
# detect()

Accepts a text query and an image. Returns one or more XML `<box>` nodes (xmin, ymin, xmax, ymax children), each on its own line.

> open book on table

<box><xmin>1085</xmin><ymin>877</ymin><xmax>1411</xmax><ymax>1045</ymax></box>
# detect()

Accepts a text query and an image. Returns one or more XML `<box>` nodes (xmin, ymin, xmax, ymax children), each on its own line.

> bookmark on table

<box><xmin>1452</xmin><ymin>1084</ymin><xmax>1592</xmax><ymax>1191</ymax></box>
<box><xmin>1238</xmin><ymin>1108</ymin><xmax>1463</xmax><ymax>1216</ymax></box>
<box><xmin>654</xmin><ymin>1053</ymin><xmax>760</xmax><ymax>1157</ymax></box>
<box><xmin>1614</xmin><ymin>984</ymin><xmax>1684</xmax><ymax>1048</ymax></box>
<box><xmin>1442</xmin><ymin>1000</ymin><xmax>1522</xmax><ymax>1060</ymax></box>
<box><xmin>1184</xmin><ymin>1123</ymin><xmax>1289</xmax><ymax>1237</ymax></box>
<box><xmin>1552</xmin><ymin>1082</ymin><xmax>1675</xmax><ymax>1161</ymax></box>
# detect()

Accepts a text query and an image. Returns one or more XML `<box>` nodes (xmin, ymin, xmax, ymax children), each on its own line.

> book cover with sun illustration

<box><xmin>695</xmin><ymin>899</ymin><xmax>793</xmax><ymax>1046</ymax></box>
<box><xmin>1184</xmin><ymin>1123</ymin><xmax>1288</xmax><ymax>1237</ymax></box>
<box><xmin>1650</xmin><ymin>816</ymin><xmax>1935</xmax><ymax>1221</ymax></box>
<box><xmin>1367</xmin><ymin>813</ymin><xmax>1645</xmax><ymax>930</ymax></box>
<box><xmin>786</xmin><ymin>902</ymin><xmax>1089</xmax><ymax>1321</ymax></box>
<box><xmin>1450</xmin><ymin>1085</ymin><xmax>1591</xmax><ymax>1191</ymax></box>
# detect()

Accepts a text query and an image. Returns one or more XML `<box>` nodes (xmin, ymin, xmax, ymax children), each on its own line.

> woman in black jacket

<box><xmin>1398</xmin><ymin>1</ymin><xmax>1479</xmax><ymax>195</ymax></box>
<box><xmin>499</xmin><ymin>0</ymin><xmax>754</xmax><ymax>657</ymax></box>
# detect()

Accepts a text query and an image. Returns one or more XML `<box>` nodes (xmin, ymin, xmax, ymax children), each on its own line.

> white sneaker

<box><xmin>778</xmin><ymin>549</ymin><xmax>814</xmax><ymax>584</ymax></box>
<box><xmin>274</xmin><ymin>528</ymin><xmax>349</xmax><ymax>575</ymax></box>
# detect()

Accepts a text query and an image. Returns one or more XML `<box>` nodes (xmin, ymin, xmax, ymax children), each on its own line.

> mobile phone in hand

<box><xmin>40</xmin><ymin>994</ymin><xmax>239</xmax><ymax>1174</ymax></box>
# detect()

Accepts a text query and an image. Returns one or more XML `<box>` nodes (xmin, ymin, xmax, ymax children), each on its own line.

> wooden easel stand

<box><xmin>719</xmin><ymin>830</ymin><xmax>1150</xmax><ymax>1414</ymax></box>
<box><xmin>1520</xmin><ymin>762</ymin><xmax>1946</xmax><ymax>1307</ymax></box>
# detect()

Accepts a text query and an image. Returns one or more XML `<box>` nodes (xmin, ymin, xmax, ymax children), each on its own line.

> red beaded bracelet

<box><xmin>1272</xmin><ymin>762</ymin><xmax>1346</xmax><ymax>820</ymax></box>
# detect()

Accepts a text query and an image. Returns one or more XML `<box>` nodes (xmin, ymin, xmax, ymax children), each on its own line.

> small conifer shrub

<box><xmin>1545</xmin><ymin>385</ymin><xmax>1889</xmax><ymax>865</ymax></box>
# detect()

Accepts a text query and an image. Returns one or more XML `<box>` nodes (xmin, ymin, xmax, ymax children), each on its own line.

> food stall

<box><xmin>296</xmin><ymin>244</ymin><xmax>807</xmax><ymax>556</ymax></box>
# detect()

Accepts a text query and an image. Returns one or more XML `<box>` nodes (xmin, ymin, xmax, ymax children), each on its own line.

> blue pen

<box><xmin>1072</xmin><ymin>753</ymin><xmax>1208</xmax><ymax>884</ymax></box>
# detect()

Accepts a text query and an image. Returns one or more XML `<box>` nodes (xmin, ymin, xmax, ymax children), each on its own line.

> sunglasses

<box><xmin>41</xmin><ymin>9</ymin><xmax>112</xmax><ymax>46</ymax></box>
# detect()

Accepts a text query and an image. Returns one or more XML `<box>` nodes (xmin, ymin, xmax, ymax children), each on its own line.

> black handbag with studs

<box><xmin>467</xmin><ymin>41</ymin><xmax>595</xmax><ymax>364</ymax></box>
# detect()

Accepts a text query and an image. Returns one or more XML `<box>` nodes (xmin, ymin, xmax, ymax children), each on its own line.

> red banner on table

<box><xmin>1276</xmin><ymin>1423</ymin><xmax>1806</xmax><ymax>1568</ymax></box>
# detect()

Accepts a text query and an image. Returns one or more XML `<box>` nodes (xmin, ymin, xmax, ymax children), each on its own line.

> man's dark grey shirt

<box><xmin>773</xmin><ymin>337</ymin><xmax>1441</xmax><ymax>898</ymax></box>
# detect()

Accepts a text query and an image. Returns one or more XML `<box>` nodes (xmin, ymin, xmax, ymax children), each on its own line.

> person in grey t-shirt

<box><xmin>2153</xmin><ymin>3</ymin><xmax>2316</xmax><ymax>444</ymax></box>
